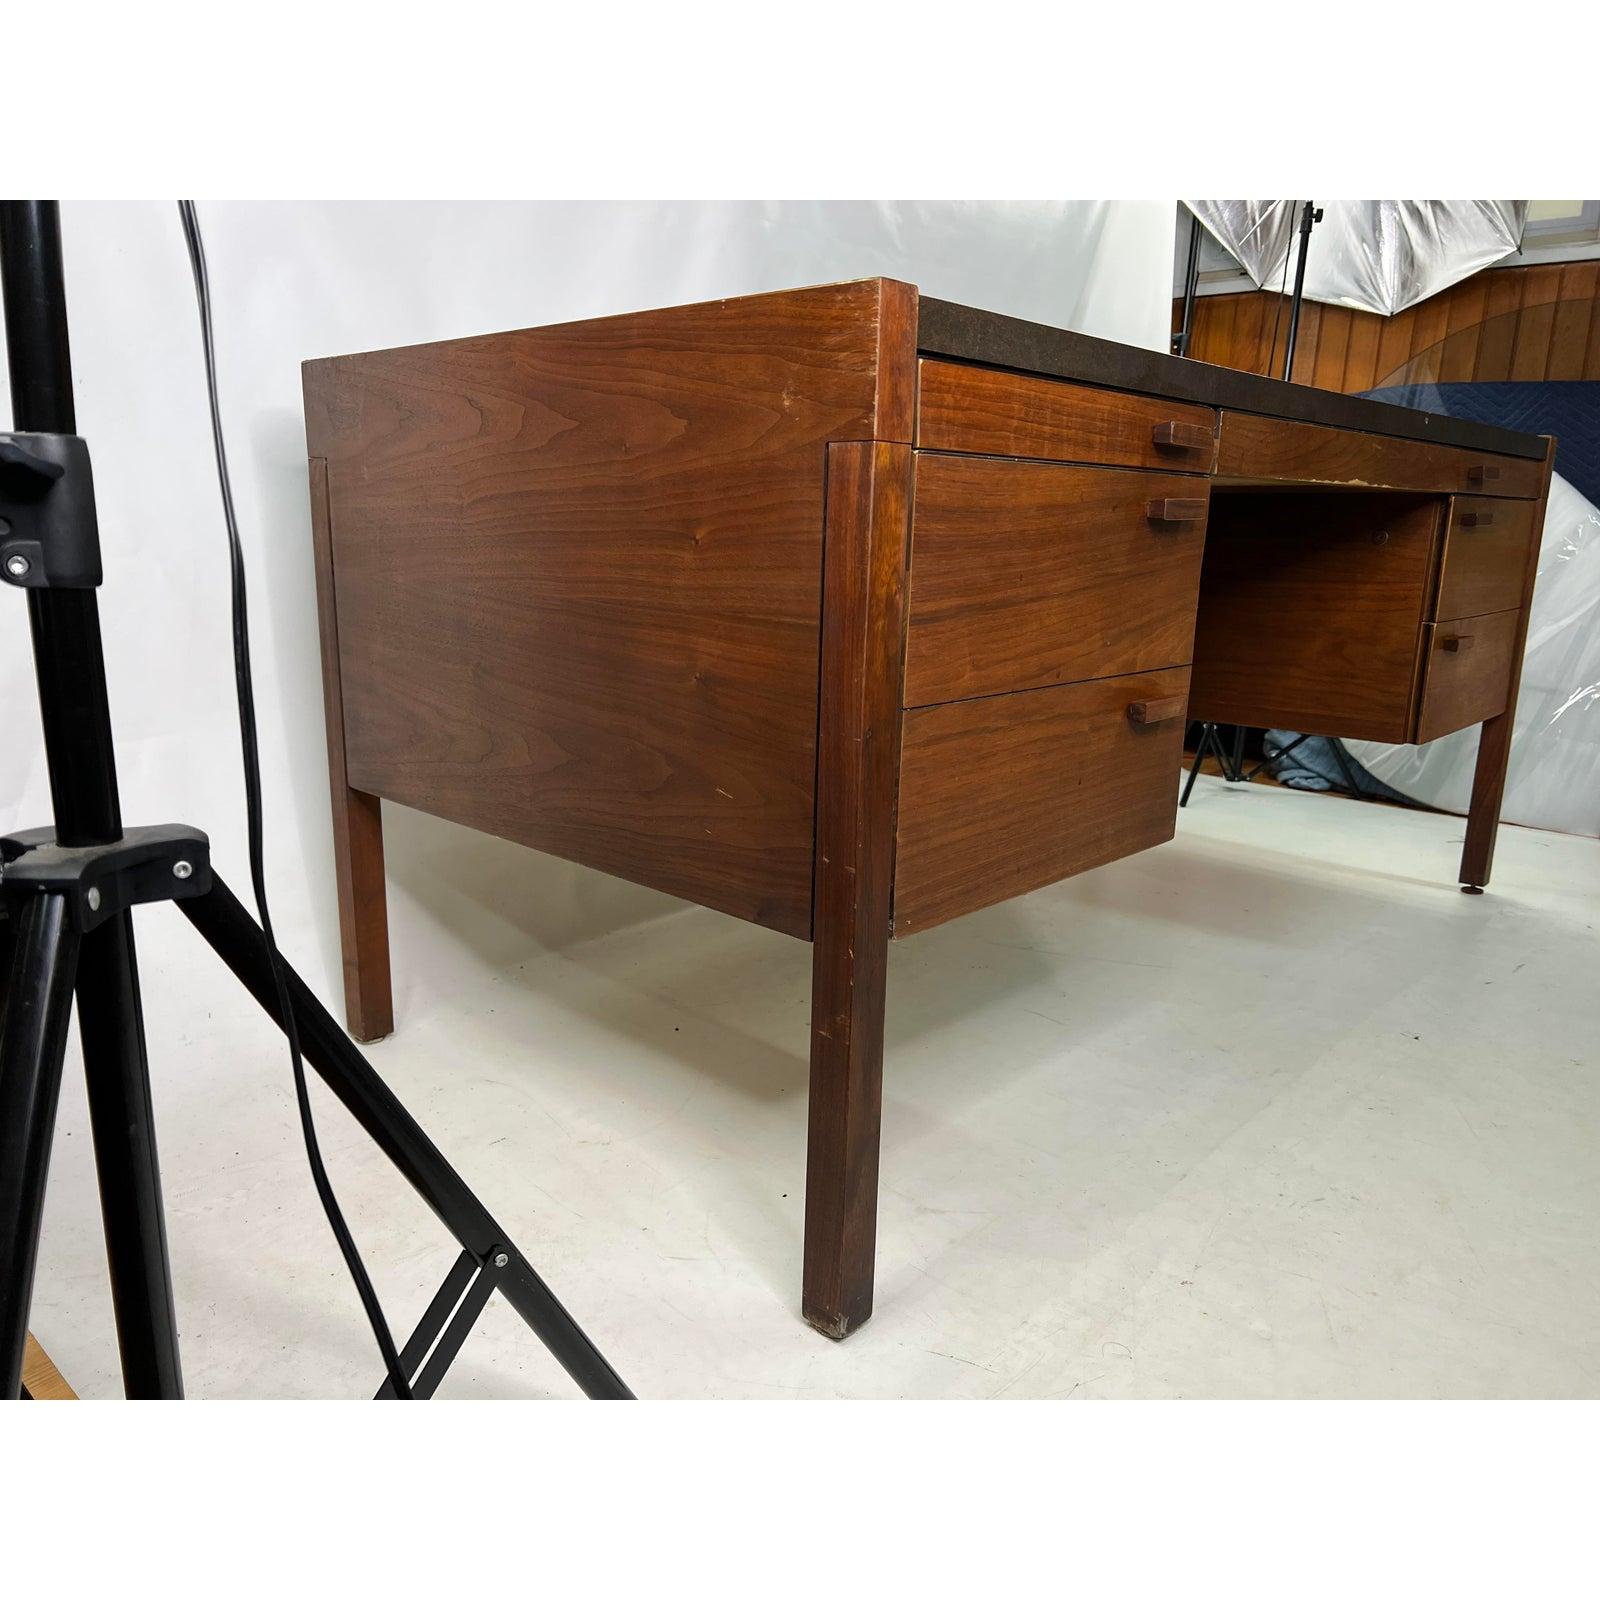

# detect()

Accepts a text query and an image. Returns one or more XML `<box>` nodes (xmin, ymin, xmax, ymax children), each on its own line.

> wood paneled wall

<box><xmin>1177</xmin><ymin>261</ymin><xmax>1600</xmax><ymax>392</ymax></box>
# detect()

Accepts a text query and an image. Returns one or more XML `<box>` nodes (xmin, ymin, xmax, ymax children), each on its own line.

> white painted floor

<box><xmin>28</xmin><ymin>775</ymin><xmax>1600</xmax><ymax>1398</ymax></box>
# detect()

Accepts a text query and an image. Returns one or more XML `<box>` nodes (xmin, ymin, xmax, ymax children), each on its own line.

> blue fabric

<box><xmin>1361</xmin><ymin>380</ymin><xmax>1600</xmax><ymax>507</ymax></box>
<box><xmin>1264</xmin><ymin>731</ymin><xmax>1416</xmax><ymax>801</ymax></box>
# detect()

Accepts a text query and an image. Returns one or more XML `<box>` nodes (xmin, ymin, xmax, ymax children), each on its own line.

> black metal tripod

<box><xmin>0</xmin><ymin>201</ymin><xmax>631</xmax><ymax>1400</ymax></box>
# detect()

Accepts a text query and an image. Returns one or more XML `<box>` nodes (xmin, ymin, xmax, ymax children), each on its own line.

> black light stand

<box><xmin>1281</xmin><ymin>200</ymin><xmax>1323</xmax><ymax>380</ymax></box>
<box><xmin>1179</xmin><ymin>721</ymin><xmax>1246</xmax><ymax>809</ymax></box>
<box><xmin>1177</xmin><ymin>201</ymin><xmax>1326</xmax><ymax>811</ymax></box>
<box><xmin>0</xmin><ymin>201</ymin><xmax>631</xmax><ymax>1400</ymax></box>
<box><xmin>1172</xmin><ymin>209</ymin><xmax>1203</xmax><ymax>358</ymax></box>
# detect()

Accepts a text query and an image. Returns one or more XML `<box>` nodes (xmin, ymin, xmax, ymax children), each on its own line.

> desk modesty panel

<box><xmin>303</xmin><ymin>280</ymin><xmax>1553</xmax><ymax>1340</ymax></box>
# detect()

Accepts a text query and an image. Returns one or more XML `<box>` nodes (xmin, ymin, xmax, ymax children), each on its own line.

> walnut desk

<box><xmin>302</xmin><ymin>280</ymin><xmax>1553</xmax><ymax>1339</ymax></box>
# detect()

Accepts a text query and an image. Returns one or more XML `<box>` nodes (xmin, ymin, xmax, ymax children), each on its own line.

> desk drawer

<box><xmin>918</xmin><ymin>360</ymin><xmax>1217</xmax><ymax>472</ymax></box>
<box><xmin>892</xmin><ymin>667</ymin><xmax>1189</xmax><ymax>935</ymax></box>
<box><xmin>1415</xmin><ymin>609</ymin><xmax>1520</xmax><ymax>743</ymax></box>
<box><xmin>1217</xmin><ymin>412</ymin><xmax>1545</xmax><ymax>499</ymax></box>
<box><xmin>1435</xmin><ymin>497</ymin><xmax>1539</xmax><ymax>621</ymax></box>
<box><xmin>904</xmin><ymin>454</ymin><xmax>1206</xmax><ymax>706</ymax></box>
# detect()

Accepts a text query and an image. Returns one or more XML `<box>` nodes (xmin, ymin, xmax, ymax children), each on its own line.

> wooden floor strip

<box><xmin>21</xmin><ymin>1334</ymin><xmax>77</xmax><ymax>1400</ymax></box>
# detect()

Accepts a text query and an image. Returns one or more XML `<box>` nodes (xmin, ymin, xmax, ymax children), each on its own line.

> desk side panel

<box><xmin>302</xmin><ymin>281</ymin><xmax>914</xmax><ymax>939</ymax></box>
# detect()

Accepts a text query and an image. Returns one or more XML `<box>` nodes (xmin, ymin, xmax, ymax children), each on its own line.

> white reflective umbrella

<box><xmin>1185</xmin><ymin>201</ymin><xmax>1528</xmax><ymax>317</ymax></box>
<box><xmin>1185</xmin><ymin>200</ymin><xmax>1299</xmax><ymax>289</ymax></box>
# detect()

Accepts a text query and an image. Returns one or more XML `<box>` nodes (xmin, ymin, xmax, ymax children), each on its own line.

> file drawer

<box><xmin>904</xmin><ymin>454</ymin><xmax>1206</xmax><ymax>706</ymax></box>
<box><xmin>893</xmin><ymin>666</ymin><xmax>1191</xmax><ymax>935</ymax></box>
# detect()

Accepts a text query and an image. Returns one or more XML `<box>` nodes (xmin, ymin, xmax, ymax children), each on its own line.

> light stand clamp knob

<box><xmin>0</xmin><ymin>432</ymin><xmax>103</xmax><ymax>590</ymax></box>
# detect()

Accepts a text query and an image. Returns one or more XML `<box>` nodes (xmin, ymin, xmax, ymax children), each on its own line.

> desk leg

<box><xmin>1458</xmin><ymin>438</ymin><xmax>1556</xmax><ymax>895</ymax></box>
<box><xmin>1460</xmin><ymin>709</ymin><xmax>1516</xmax><ymax>891</ymax></box>
<box><xmin>331</xmin><ymin>785</ymin><xmax>394</xmax><ymax>1042</ymax></box>
<box><xmin>802</xmin><ymin>441</ymin><xmax>912</xmax><ymax>1340</ymax></box>
<box><xmin>310</xmin><ymin>457</ymin><xmax>394</xmax><ymax>1042</ymax></box>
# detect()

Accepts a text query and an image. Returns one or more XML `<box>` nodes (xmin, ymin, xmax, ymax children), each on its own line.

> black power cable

<box><xmin>177</xmin><ymin>201</ymin><xmax>412</xmax><ymax>1399</ymax></box>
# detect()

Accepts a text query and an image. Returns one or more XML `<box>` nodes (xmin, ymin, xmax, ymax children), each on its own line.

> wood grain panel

<box><xmin>1547</xmin><ymin>262</ymin><xmax>1599</xmax><ymax>381</ymax></box>
<box><xmin>893</xmin><ymin>667</ymin><xmax>1190</xmax><ymax>936</ymax></box>
<box><xmin>1440</xmin><ymin>279</ymin><xmax>1489</xmax><ymax>383</ymax></box>
<box><xmin>903</xmin><ymin>455</ymin><xmax>1206</xmax><ymax>705</ymax></box>
<box><xmin>1509</xmin><ymin>266</ymin><xmax>1561</xmax><ymax>382</ymax></box>
<box><xmin>1417</xmin><ymin>609</ymin><xmax>1520</xmax><ymax>743</ymax></box>
<box><xmin>1288</xmin><ymin>302</ymin><xmax>1322</xmax><ymax>384</ymax></box>
<box><xmin>1344</xmin><ymin>311</ymin><xmax>1382</xmax><ymax>392</ymax></box>
<box><xmin>1474</xmin><ymin>274</ymin><xmax>1525</xmax><ymax>381</ymax></box>
<box><xmin>303</xmin><ymin>279</ymin><xmax>916</xmax><ymax>941</ymax></box>
<box><xmin>1375</xmin><ymin>309</ymin><xmax>1416</xmax><ymax>390</ymax></box>
<box><xmin>1408</xmin><ymin>295</ymin><xmax>1450</xmax><ymax>384</ymax></box>
<box><xmin>20</xmin><ymin>1333</ymin><xmax>75</xmax><ymax>1400</ymax></box>
<box><xmin>1312</xmin><ymin>308</ymin><xmax>1351</xmax><ymax>391</ymax></box>
<box><xmin>1216</xmin><ymin>411</ymin><xmax>1544</xmax><ymax>498</ymax></box>
<box><xmin>1435</xmin><ymin>496</ymin><xmax>1540</xmax><ymax>621</ymax></box>
<box><xmin>1190</xmin><ymin>492</ymin><xmax>1441</xmax><ymax>743</ymax></box>
<box><xmin>1181</xmin><ymin>262</ymin><xmax>1600</xmax><ymax>392</ymax></box>
<box><xmin>917</xmin><ymin>360</ymin><xmax>1217</xmax><ymax>471</ymax></box>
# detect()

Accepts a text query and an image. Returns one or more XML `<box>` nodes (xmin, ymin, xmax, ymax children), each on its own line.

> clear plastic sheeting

<box><xmin>1185</xmin><ymin>201</ymin><xmax>1528</xmax><ymax>317</ymax></box>
<box><xmin>1345</xmin><ymin>475</ymin><xmax>1600</xmax><ymax>839</ymax></box>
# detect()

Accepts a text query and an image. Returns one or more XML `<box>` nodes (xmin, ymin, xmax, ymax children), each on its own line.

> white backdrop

<box><xmin>1</xmin><ymin>200</ymin><xmax>1175</xmax><ymax>1000</ymax></box>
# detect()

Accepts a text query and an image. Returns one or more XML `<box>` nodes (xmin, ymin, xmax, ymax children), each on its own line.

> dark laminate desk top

<box><xmin>918</xmin><ymin>296</ymin><xmax>1548</xmax><ymax>462</ymax></box>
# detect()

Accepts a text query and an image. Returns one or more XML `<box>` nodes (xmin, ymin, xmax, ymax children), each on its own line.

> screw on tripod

<box><xmin>172</xmin><ymin>860</ymin><xmax>193</xmax><ymax>880</ymax></box>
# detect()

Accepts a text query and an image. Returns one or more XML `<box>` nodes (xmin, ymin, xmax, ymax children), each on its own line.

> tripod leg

<box><xmin>73</xmin><ymin>911</ymin><xmax>184</xmax><ymax>1398</ymax></box>
<box><xmin>178</xmin><ymin>873</ymin><xmax>631</xmax><ymax>1398</ymax></box>
<box><xmin>1328</xmin><ymin>738</ymin><xmax>1364</xmax><ymax>796</ymax></box>
<box><xmin>1180</xmin><ymin>722</ymin><xmax>1215</xmax><ymax>809</ymax></box>
<box><xmin>0</xmin><ymin>895</ymin><xmax>81</xmax><ymax>1398</ymax></box>
<box><xmin>0</xmin><ymin>905</ymin><xmax>14</xmax><ymax>1026</ymax></box>
<box><xmin>1179</xmin><ymin>729</ymin><xmax>1202</xmax><ymax>808</ymax></box>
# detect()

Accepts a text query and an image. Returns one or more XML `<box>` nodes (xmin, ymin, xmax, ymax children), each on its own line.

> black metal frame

<box><xmin>1180</xmin><ymin>723</ymin><xmax>1370</xmax><ymax>811</ymax></box>
<box><xmin>1281</xmin><ymin>201</ymin><xmax>1324</xmax><ymax>381</ymax></box>
<box><xmin>0</xmin><ymin>200</ymin><xmax>631</xmax><ymax>1400</ymax></box>
<box><xmin>1172</xmin><ymin>210</ymin><xmax>1203</xmax><ymax>358</ymax></box>
<box><xmin>1179</xmin><ymin>721</ymin><xmax>1246</xmax><ymax>808</ymax></box>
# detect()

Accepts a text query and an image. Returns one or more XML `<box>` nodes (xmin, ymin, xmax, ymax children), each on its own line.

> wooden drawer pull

<box><xmin>1152</xmin><ymin>420</ymin><xmax>1212</xmax><ymax>452</ymax></box>
<box><xmin>1146</xmin><ymin>497</ymin><xmax>1208</xmax><ymax>525</ymax></box>
<box><xmin>1127</xmin><ymin>695</ymin><xmax>1187</xmax><ymax>725</ymax></box>
<box><xmin>1467</xmin><ymin>464</ymin><xmax>1502</xmax><ymax>486</ymax></box>
<box><xmin>1442</xmin><ymin>634</ymin><xmax>1475</xmax><ymax>654</ymax></box>
<box><xmin>1457</xmin><ymin>509</ymin><xmax>1496</xmax><ymax>529</ymax></box>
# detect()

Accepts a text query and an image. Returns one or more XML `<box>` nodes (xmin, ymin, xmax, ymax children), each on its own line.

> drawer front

<box><xmin>1217</xmin><ymin>411</ymin><xmax>1545</xmax><ymax>499</ymax></box>
<box><xmin>918</xmin><ymin>359</ymin><xmax>1217</xmax><ymax>472</ymax></box>
<box><xmin>893</xmin><ymin>667</ymin><xmax>1190</xmax><ymax>935</ymax></box>
<box><xmin>1435</xmin><ymin>496</ymin><xmax>1539</xmax><ymax>621</ymax></box>
<box><xmin>904</xmin><ymin>454</ymin><xmax>1206</xmax><ymax>706</ymax></box>
<box><xmin>1415</xmin><ymin>609</ymin><xmax>1520</xmax><ymax>743</ymax></box>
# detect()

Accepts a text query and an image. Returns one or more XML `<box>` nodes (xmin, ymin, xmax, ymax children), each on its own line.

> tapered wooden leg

<box><xmin>802</xmin><ymin>440</ymin><xmax>913</xmax><ymax>1339</ymax></box>
<box><xmin>1458</xmin><ymin>437</ymin><xmax>1556</xmax><ymax>895</ymax></box>
<box><xmin>310</xmin><ymin>457</ymin><xmax>394</xmax><ymax>1041</ymax></box>
<box><xmin>1459</xmin><ymin>710</ymin><xmax>1513</xmax><ymax>891</ymax></box>
<box><xmin>331</xmin><ymin>785</ymin><xmax>394</xmax><ymax>1041</ymax></box>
